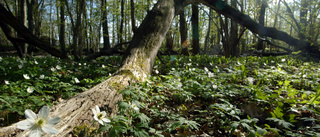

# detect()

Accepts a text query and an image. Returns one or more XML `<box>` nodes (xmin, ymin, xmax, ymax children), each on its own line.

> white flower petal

<box><xmin>17</xmin><ymin>120</ymin><xmax>33</xmax><ymax>130</ymax></box>
<box><xmin>25</xmin><ymin>109</ymin><xmax>37</xmax><ymax>121</ymax></box>
<box><xmin>98</xmin><ymin>120</ymin><xmax>104</xmax><ymax>125</ymax></box>
<box><xmin>38</xmin><ymin>106</ymin><xmax>50</xmax><ymax>118</ymax></box>
<box><xmin>95</xmin><ymin>105</ymin><xmax>100</xmax><ymax>113</ymax></box>
<box><xmin>42</xmin><ymin>125</ymin><xmax>59</xmax><ymax>134</ymax></box>
<box><xmin>93</xmin><ymin>116</ymin><xmax>99</xmax><ymax>121</ymax></box>
<box><xmin>92</xmin><ymin>108</ymin><xmax>97</xmax><ymax>115</ymax></box>
<box><xmin>29</xmin><ymin>128</ymin><xmax>42</xmax><ymax>137</ymax></box>
<box><xmin>101</xmin><ymin>111</ymin><xmax>106</xmax><ymax>116</ymax></box>
<box><xmin>102</xmin><ymin>118</ymin><xmax>111</xmax><ymax>123</ymax></box>
<box><xmin>47</xmin><ymin>117</ymin><xmax>60</xmax><ymax>126</ymax></box>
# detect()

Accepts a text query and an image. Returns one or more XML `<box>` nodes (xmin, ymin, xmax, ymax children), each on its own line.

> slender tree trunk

<box><xmin>102</xmin><ymin>0</ymin><xmax>111</xmax><ymax>50</ymax></box>
<box><xmin>33</xmin><ymin>0</ymin><xmax>43</xmax><ymax>37</ymax></box>
<box><xmin>166</xmin><ymin>29</ymin><xmax>175</xmax><ymax>54</ymax></box>
<box><xmin>49</xmin><ymin>0</ymin><xmax>53</xmax><ymax>46</ymax></box>
<box><xmin>191</xmin><ymin>4</ymin><xmax>199</xmax><ymax>55</ymax></box>
<box><xmin>130</xmin><ymin>0</ymin><xmax>137</xmax><ymax>34</ymax></box>
<box><xmin>18</xmin><ymin>0</ymin><xmax>27</xmax><ymax>57</ymax></box>
<box><xmin>79</xmin><ymin>2</ymin><xmax>86</xmax><ymax>58</ymax></box>
<box><xmin>257</xmin><ymin>0</ymin><xmax>266</xmax><ymax>51</ymax></box>
<box><xmin>119</xmin><ymin>0</ymin><xmax>125</xmax><ymax>49</ymax></box>
<box><xmin>180</xmin><ymin>8</ymin><xmax>189</xmax><ymax>55</ymax></box>
<box><xmin>59</xmin><ymin>0</ymin><xmax>66</xmax><ymax>55</ymax></box>
<box><xmin>204</xmin><ymin>9</ymin><xmax>212</xmax><ymax>55</ymax></box>
<box><xmin>299</xmin><ymin>0</ymin><xmax>308</xmax><ymax>39</ymax></box>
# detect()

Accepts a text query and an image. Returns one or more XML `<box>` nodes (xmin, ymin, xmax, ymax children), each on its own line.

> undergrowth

<box><xmin>1</xmin><ymin>55</ymin><xmax>320</xmax><ymax>136</ymax></box>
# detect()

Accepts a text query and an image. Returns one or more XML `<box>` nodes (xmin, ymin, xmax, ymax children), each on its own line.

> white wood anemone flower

<box><xmin>17</xmin><ymin>106</ymin><xmax>60</xmax><ymax>137</ymax></box>
<box><xmin>131</xmin><ymin>102</ymin><xmax>140</xmax><ymax>111</ymax></box>
<box><xmin>92</xmin><ymin>105</ymin><xmax>111</xmax><ymax>125</ymax></box>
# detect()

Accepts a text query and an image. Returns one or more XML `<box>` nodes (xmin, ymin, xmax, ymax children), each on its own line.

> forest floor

<box><xmin>0</xmin><ymin>55</ymin><xmax>320</xmax><ymax>136</ymax></box>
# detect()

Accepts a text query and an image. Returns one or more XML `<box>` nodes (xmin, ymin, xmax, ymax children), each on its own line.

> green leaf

<box><xmin>133</xmin><ymin>128</ymin><xmax>149</xmax><ymax>137</ymax></box>
<box><xmin>271</xmin><ymin>107</ymin><xmax>283</xmax><ymax>119</ymax></box>
<box><xmin>109</xmin><ymin>125</ymin><xmax>127</xmax><ymax>137</ymax></box>
<box><xmin>137</xmin><ymin>113</ymin><xmax>150</xmax><ymax>123</ymax></box>
<box><xmin>98</xmin><ymin>124</ymin><xmax>112</xmax><ymax>133</ymax></box>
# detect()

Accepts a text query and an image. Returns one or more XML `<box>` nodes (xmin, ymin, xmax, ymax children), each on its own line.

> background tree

<box><xmin>102</xmin><ymin>0</ymin><xmax>111</xmax><ymax>50</ymax></box>
<box><xmin>257</xmin><ymin>0</ymin><xmax>267</xmax><ymax>51</ymax></box>
<box><xmin>191</xmin><ymin>4</ymin><xmax>200</xmax><ymax>55</ymax></box>
<box><xmin>59</xmin><ymin>0</ymin><xmax>66</xmax><ymax>55</ymax></box>
<box><xmin>180</xmin><ymin>8</ymin><xmax>189</xmax><ymax>55</ymax></box>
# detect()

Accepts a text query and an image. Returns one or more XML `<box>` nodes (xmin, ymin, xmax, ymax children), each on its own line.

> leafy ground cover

<box><xmin>1</xmin><ymin>55</ymin><xmax>320</xmax><ymax>136</ymax></box>
<box><xmin>0</xmin><ymin>56</ymin><xmax>120</xmax><ymax>126</ymax></box>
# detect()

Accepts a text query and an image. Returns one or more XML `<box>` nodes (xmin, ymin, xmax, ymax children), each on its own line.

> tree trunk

<box><xmin>257</xmin><ymin>0</ymin><xmax>266</xmax><ymax>51</ymax></box>
<box><xmin>59</xmin><ymin>0</ymin><xmax>66</xmax><ymax>55</ymax></box>
<box><xmin>33</xmin><ymin>0</ymin><xmax>43</xmax><ymax>37</ymax></box>
<box><xmin>204</xmin><ymin>9</ymin><xmax>212</xmax><ymax>54</ymax></box>
<box><xmin>165</xmin><ymin>29</ymin><xmax>176</xmax><ymax>54</ymax></box>
<box><xmin>102</xmin><ymin>0</ymin><xmax>111</xmax><ymax>50</ymax></box>
<box><xmin>17</xmin><ymin>0</ymin><xmax>27</xmax><ymax>57</ymax></box>
<box><xmin>72</xmin><ymin>0</ymin><xmax>85</xmax><ymax>61</ymax></box>
<box><xmin>26</xmin><ymin>0</ymin><xmax>37</xmax><ymax>54</ymax></box>
<box><xmin>130</xmin><ymin>0</ymin><xmax>137</xmax><ymax>34</ymax></box>
<box><xmin>119</xmin><ymin>0</ymin><xmax>125</xmax><ymax>49</ymax></box>
<box><xmin>191</xmin><ymin>4</ymin><xmax>200</xmax><ymax>55</ymax></box>
<box><xmin>0</xmin><ymin>0</ymin><xmax>176</xmax><ymax>136</ymax></box>
<box><xmin>180</xmin><ymin>8</ymin><xmax>189</xmax><ymax>55</ymax></box>
<box><xmin>299</xmin><ymin>0</ymin><xmax>308</xmax><ymax>39</ymax></box>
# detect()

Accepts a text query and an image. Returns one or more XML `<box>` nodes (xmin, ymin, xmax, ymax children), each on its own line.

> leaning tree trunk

<box><xmin>200</xmin><ymin>0</ymin><xmax>313</xmax><ymax>52</ymax></box>
<box><xmin>0</xmin><ymin>0</ymin><xmax>176</xmax><ymax>136</ymax></box>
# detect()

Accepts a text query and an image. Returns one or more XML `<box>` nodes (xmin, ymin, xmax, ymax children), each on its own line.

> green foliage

<box><xmin>102</xmin><ymin>55</ymin><xmax>320</xmax><ymax>136</ymax></box>
<box><xmin>2</xmin><ymin>55</ymin><xmax>320</xmax><ymax>137</ymax></box>
<box><xmin>0</xmin><ymin>56</ymin><xmax>119</xmax><ymax>127</ymax></box>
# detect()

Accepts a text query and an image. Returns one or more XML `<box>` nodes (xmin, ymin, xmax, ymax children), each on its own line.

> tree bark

<box><xmin>165</xmin><ymin>29</ymin><xmax>176</xmax><ymax>54</ymax></box>
<box><xmin>17</xmin><ymin>0</ymin><xmax>27</xmax><ymax>57</ymax></box>
<box><xmin>26</xmin><ymin>0</ymin><xmax>36</xmax><ymax>54</ymax></box>
<box><xmin>180</xmin><ymin>8</ymin><xmax>189</xmax><ymax>55</ymax></box>
<box><xmin>130</xmin><ymin>0</ymin><xmax>137</xmax><ymax>34</ymax></box>
<box><xmin>59</xmin><ymin>0</ymin><xmax>66</xmax><ymax>55</ymax></box>
<box><xmin>102</xmin><ymin>0</ymin><xmax>111</xmax><ymax>50</ymax></box>
<box><xmin>257</xmin><ymin>0</ymin><xmax>266</xmax><ymax>51</ymax></box>
<box><xmin>299</xmin><ymin>0</ymin><xmax>308</xmax><ymax>39</ymax></box>
<box><xmin>204</xmin><ymin>9</ymin><xmax>212</xmax><ymax>54</ymax></box>
<box><xmin>0</xmin><ymin>0</ymin><xmax>176</xmax><ymax>136</ymax></box>
<box><xmin>119</xmin><ymin>0</ymin><xmax>125</xmax><ymax>49</ymax></box>
<box><xmin>191</xmin><ymin>4</ymin><xmax>200</xmax><ymax>55</ymax></box>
